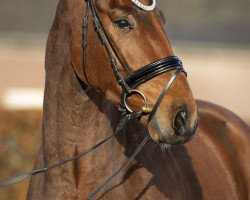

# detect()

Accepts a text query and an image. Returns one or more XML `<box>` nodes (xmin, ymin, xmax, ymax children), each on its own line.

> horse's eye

<box><xmin>114</xmin><ymin>19</ymin><xmax>133</xmax><ymax>30</ymax></box>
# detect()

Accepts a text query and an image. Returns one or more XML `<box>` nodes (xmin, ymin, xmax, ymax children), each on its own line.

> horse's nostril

<box><xmin>173</xmin><ymin>109</ymin><xmax>189</xmax><ymax>135</ymax></box>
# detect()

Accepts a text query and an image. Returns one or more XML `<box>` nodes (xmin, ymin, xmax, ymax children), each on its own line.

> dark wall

<box><xmin>0</xmin><ymin>0</ymin><xmax>249</xmax><ymax>44</ymax></box>
<box><xmin>159</xmin><ymin>0</ymin><xmax>250</xmax><ymax>44</ymax></box>
<box><xmin>0</xmin><ymin>0</ymin><xmax>58</xmax><ymax>33</ymax></box>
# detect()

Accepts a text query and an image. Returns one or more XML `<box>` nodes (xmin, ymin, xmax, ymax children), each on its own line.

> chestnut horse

<box><xmin>26</xmin><ymin>0</ymin><xmax>250</xmax><ymax>199</ymax></box>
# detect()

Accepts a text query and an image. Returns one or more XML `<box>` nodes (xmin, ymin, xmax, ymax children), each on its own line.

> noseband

<box><xmin>83</xmin><ymin>0</ymin><xmax>186</xmax><ymax>117</ymax></box>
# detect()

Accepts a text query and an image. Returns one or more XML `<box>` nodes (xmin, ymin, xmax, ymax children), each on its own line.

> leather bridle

<box><xmin>0</xmin><ymin>1</ymin><xmax>187</xmax><ymax>199</ymax></box>
<box><xmin>83</xmin><ymin>0</ymin><xmax>186</xmax><ymax>117</ymax></box>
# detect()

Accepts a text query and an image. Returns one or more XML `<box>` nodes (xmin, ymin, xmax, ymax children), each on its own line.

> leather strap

<box><xmin>126</xmin><ymin>56</ymin><xmax>184</xmax><ymax>88</ymax></box>
<box><xmin>148</xmin><ymin>67</ymin><xmax>185</xmax><ymax>122</ymax></box>
<box><xmin>87</xmin><ymin>135</ymin><xmax>150</xmax><ymax>200</ymax></box>
<box><xmin>82</xmin><ymin>0</ymin><xmax>91</xmax><ymax>85</ymax></box>
<box><xmin>88</xmin><ymin>0</ymin><xmax>133</xmax><ymax>94</ymax></box>
<box><xmin>89</xmin><ymin>0</ymin><xmax>132</xmax><ymax>75</ymax></box>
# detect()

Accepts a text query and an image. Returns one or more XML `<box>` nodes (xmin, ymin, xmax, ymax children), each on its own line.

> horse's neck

<box><xmin>41</xmin><ymin>60</ymin><xmax>139</xmax><ymax>197</ymax></box>
<box><xmin>42</xmin><ymin>59</ymin><xmax>123</xmax><ymax>160</ymax></box>
<box><xmin>39</xmin><ymin>59</ymin><xmax>201</xmax><ymax>199</ymax></box>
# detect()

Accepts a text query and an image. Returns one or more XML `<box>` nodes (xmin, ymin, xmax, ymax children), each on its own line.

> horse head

<box><xmin>70</xmin><ymin>0</ymin><xmax>198</xmax><ymax>145</ymax></box>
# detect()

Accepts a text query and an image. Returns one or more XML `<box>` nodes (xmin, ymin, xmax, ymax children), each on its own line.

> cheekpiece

<box><xmin>131</xmin><ymin>0</ymin><xmax>156</xmax><ymax>11</ymax></box>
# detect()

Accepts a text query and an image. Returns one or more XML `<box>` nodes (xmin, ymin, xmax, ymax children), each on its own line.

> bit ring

<box><xmin>121</xmin><ymin>90</ymin><xmax>147</xmax><ymax>113</ymax></box>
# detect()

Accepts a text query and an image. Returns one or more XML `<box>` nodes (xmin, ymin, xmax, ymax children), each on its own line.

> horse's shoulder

<box><xmin>196</xmin><ymin>99</ymin><xmax>250</xmax><ymax>154</ymax></box>
<box><xmin>184</xmin><ymin>100</ymin><xmax>250</xmax><ymax>199</ymax></box>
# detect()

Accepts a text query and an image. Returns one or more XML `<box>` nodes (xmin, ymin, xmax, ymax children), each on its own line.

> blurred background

<box><xmin>0</xmin><ymin>0</ymin><xmax>249</xmax><ymax>199</ymax></box>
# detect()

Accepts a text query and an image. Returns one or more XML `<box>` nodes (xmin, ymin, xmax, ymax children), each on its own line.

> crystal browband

<box><xmin>131</xmin><ymin>0</ymin><xmax>156</xmax><ymax>11</ymax></box>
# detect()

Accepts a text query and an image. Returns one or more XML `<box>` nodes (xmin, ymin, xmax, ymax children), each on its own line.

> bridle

<box><xmin>83</xmin><ymin>0</ymin><xmax>186</xmax><ymax>117</ymax></box>
<box><xmin>0</xmin><ymin>0</ymin><xmax>187</xmax><ymax>199</ymax></box>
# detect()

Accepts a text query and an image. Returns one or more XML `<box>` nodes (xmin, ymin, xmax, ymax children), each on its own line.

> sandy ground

<box><xmin>0</xmin><ymin>40</ymin><xmax>250</xmax><ymax>124</ymax></box>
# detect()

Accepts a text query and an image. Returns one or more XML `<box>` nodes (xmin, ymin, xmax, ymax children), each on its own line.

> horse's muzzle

<box><xmin>148</xmin><ymin>108</ymin><xmax>198</xmax><ymax>145</ymax></box>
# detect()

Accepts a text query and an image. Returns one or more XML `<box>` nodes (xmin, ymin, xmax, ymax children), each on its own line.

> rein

<box><xmin>0</xmin><ymin>111</ymin><xmax>151</xmax><ymax>200</ymax></box>
<box><xmin>1</xmin><ymin>0</ymin><xmax>187</xmax><ymax>199</ymax></box>
<box><xmin>0</xmin><ymin>111</ymin><xmax>142</xmax><ymax>187</ymax></box>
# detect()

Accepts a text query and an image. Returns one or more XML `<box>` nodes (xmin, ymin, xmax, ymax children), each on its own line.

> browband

<box><xmin>126</xmin><ymin>56</ymin><xmax>185</xmax><ymax>88</ymax></box>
